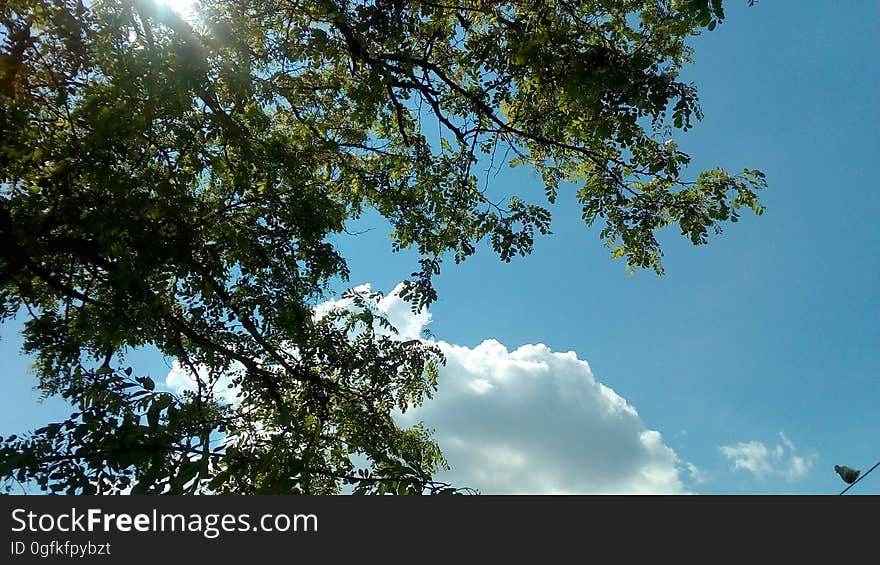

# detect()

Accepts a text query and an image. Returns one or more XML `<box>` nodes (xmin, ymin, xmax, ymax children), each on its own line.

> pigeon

<box><xmin>834</xmin><ymin>464</ymin><xmax>860</xmax><ymax>484</ymax></box>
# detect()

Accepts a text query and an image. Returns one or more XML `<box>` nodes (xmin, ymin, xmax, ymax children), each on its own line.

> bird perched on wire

<box><xmin>834</xmin><ymin>464</ymin><xmax>860</xmax><ymax>484</ymax></box>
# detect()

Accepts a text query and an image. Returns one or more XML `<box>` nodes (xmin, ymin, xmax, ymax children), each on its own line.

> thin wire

<box><xmin>839</xmin><ymin>458</ymin><xmax>880</xmax><ymax>495</ymax></box>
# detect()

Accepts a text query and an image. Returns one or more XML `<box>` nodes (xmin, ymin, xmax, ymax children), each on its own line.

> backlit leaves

<box><xmin>1</xmin><ymin>0</ymin><xmax>762</xmax><ymax>494</ymax></box>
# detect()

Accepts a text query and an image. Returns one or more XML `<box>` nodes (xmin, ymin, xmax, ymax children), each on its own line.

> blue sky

<box><xmin>2</xmin><ymin>1</ymin><xmax>878</xmax><ymax>494</ymax></box>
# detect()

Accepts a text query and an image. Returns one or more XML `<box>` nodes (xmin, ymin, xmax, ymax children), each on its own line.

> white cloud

<box><xmin>685</xmin><ymin>462</ymin><xmax>707</xmax><ymax>485</ymax></box>
<box><xmin>165</xmin><ymin>360</ymin><xmax>239</xmax><ymax>405</ymax></box>
<box><xmin>398</xmin><ymin>338</ymin><xmax>690</xmax><ymax>494</ymax></box>
<box><xmin>325</xmin><ymin>284</ymin><xmax>693</xmax><ymax>493</ymax></box>
<box><xmin>369</xmin><ymin>284</ymin><xmax>692</xmax><ymax>494</ymax></box>
<box><xmin>720</xmin><ymin>432</ymin><xmax>815</xmax><ymax>482</ymax></box>
<box><xmin>165</xmin><ymin>282</ymin><xmax>695</xmax><ymax>494</ymax></box>
<box><xmin>313</xmin><ymin>282</ymin><xmax>429</xmax><ymax>341</ymax></box>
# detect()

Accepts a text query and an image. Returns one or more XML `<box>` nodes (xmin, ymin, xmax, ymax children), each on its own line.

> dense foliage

<box><xmin>0</xmin><ymin>0</ymin><xmax>764</xmax><ymax>494</ymax></box>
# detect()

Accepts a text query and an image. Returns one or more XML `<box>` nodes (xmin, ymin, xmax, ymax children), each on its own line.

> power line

<box><xmin>839</xmin><ymin>458</ymin><xmax>880</xmax><ymax>495</ymax></box>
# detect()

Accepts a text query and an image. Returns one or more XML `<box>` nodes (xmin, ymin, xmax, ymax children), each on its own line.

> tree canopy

<box><xmin>0</xmin><ymin>0</ymin><xmax>764</xmax><ymax>494</ymax></box>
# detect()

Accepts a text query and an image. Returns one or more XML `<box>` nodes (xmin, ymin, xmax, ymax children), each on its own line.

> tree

<box><xmin>0</xmin><ymin>0</ymin><xmax>764</xmax><ymax>494</ymax></box>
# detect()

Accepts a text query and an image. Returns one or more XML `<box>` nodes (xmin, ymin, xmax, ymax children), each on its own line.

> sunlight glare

<box><xmin>156</xmin><ymin>0</ymin><xmax>198</xmax><ymax>19</ymax></box>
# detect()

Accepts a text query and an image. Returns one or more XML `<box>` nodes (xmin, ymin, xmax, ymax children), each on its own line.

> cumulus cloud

<box><xmin>720</xmin><ymin>432</ymin><xmax>814</xmax><ymax>481</ymax></box>
<box><xmin>372</xmin><ymin>284</ymin><xmax>692</xmax><ymax>494</ymax></box>
<box><xmin>398</xmin><ymin>338</ymin><xmax>688</xmax><ymax>494</ymax></box>
<box><xmin>165</xmin><ymin>282</ymin><xmax>695</xmax><ymax>494</ymax></box>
